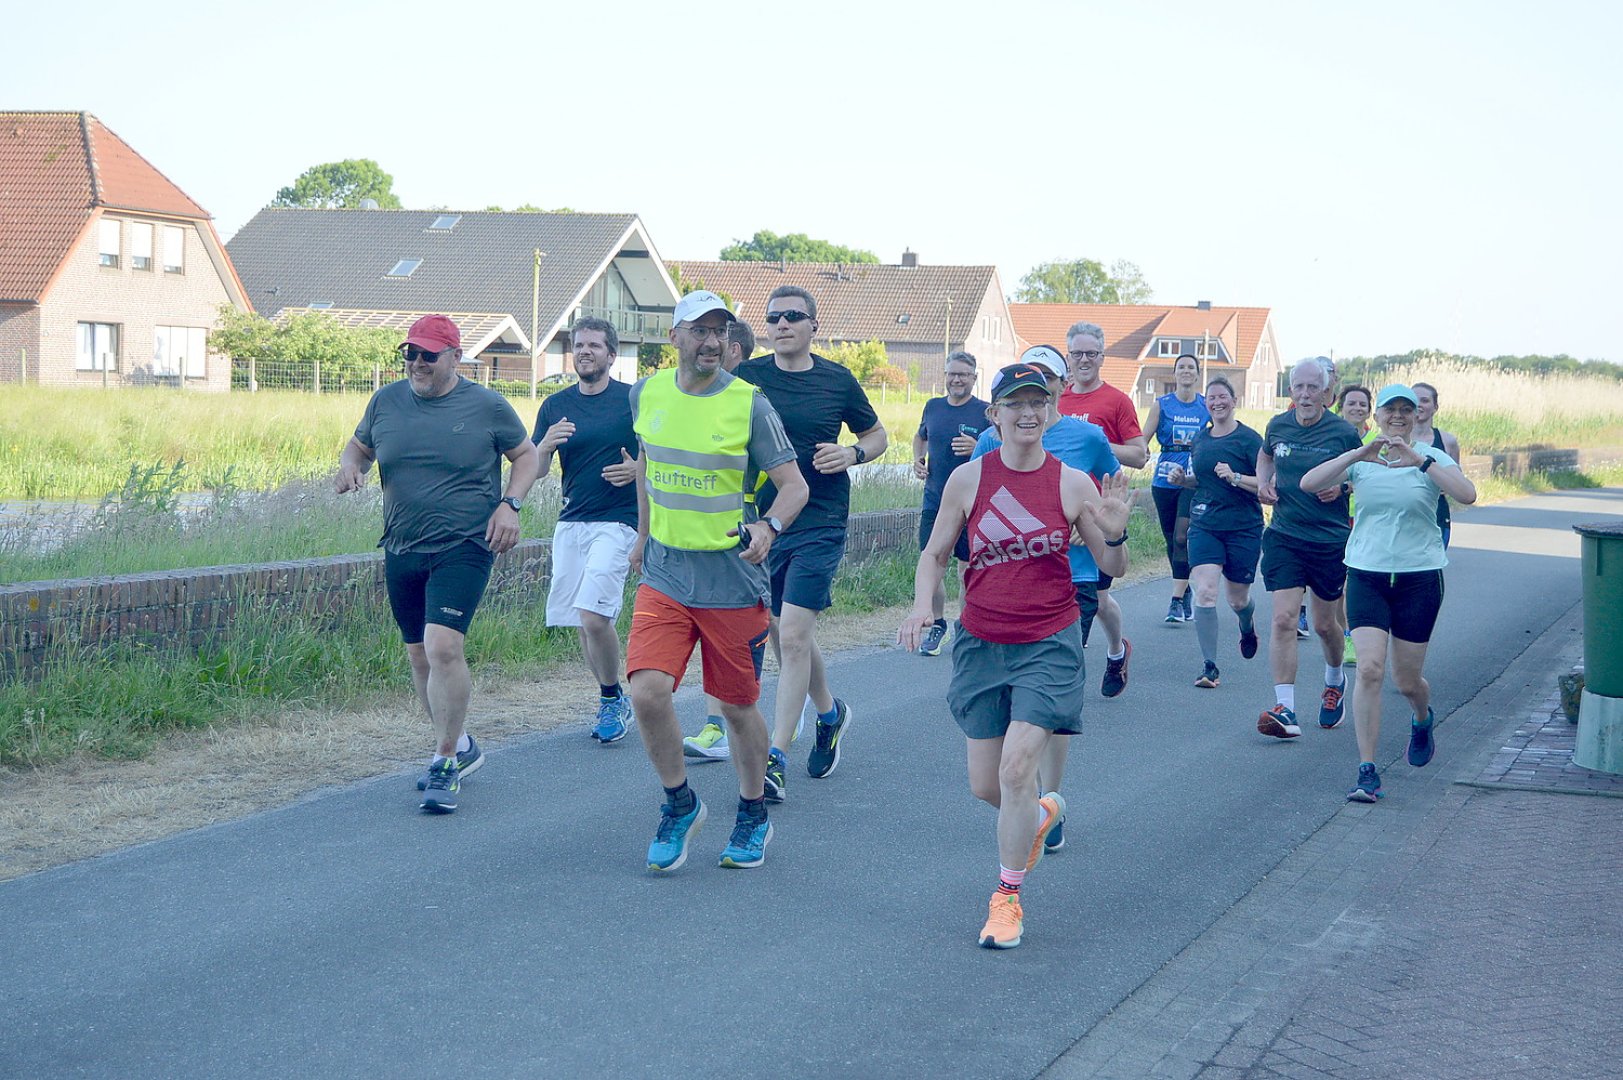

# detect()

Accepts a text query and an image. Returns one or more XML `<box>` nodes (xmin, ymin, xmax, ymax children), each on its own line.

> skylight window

<box><xmin>387</xmin><ymin>259</ymin><xmax>422</xmax><ymax>278</ymax></box>
<box><xmin>308</xmin><ymin>302</ymin><xmax>333</xmax><ymax>310</ymax></box>
<box><xmin>430</xmin><ymin>214</ymin><xmax>461</xmax><ymax>231</ymax></box>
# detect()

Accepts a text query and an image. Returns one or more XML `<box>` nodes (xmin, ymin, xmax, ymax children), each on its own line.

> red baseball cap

<box><xmin>403</xmin><ymin>314</ymin><xmax>461</xmax><ymax>352</ymax></box>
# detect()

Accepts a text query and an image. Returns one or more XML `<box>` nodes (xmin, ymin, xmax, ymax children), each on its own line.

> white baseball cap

<box><xmin>673</xmin><ymin>290</ymin><xmax>736</xmax><ymax>327</ymax></box>
<box><xmin>1020</xmin><ymin>345</ymin><xmax>1068</xmax><ymax>381</ymax></box>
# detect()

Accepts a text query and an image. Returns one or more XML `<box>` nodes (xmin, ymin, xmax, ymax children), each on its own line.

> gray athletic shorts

<box><xmin>947</xmin><ymin>619</ymin><xmax>1086</xmax><ymax>739</ymax></box>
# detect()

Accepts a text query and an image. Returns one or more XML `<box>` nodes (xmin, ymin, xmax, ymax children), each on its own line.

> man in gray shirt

<box><xmin>337</xmin><ymin>314</ymin><xmax>540</xmax><ymax>814</ymax></box>
<box><xmin>627</xmin><ymin>291</ymin><xmax>807</xmax><ymax>872</ymax></box>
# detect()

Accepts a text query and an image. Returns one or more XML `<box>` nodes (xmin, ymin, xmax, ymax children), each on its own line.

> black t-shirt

<box><xmin>1263</xmin><ymin>409</ymin><xmax>1363</xmax><ymax>543</ymax></box>
<box><xmin>532</xmin><ymin>379</ymin><xmax>639</xmax><ymax>528</ymax></box>
<box><xmin>917</xmin><ymin>395</ymin><xmax>991</xmax><ymax>504</ymax></box>
<box><xmin>736</xmin><ymin>354</ymin><xmax>881</xmax><ymax>532</ymax></box>
<box><xmin>1189</xmin><ymin>422</ymin><xmax>1265</xmax><ymax>533</ymax></box>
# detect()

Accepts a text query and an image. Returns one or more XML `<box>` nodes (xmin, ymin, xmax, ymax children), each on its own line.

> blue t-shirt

<box><xmin>533</xmin><ymin>380</ymin><xmax>639</xmax><ymax>528</ymax></box>
<box><xmin>1152</xmin><ymin>392</ymin><xmax>1211</xmax><ymax>489</ymax></box>
<box><xmin>974</xmin><ymin>416</ymin><xmax>1119</xmax><ymax>583</ymax></box>
<box><xmin>916</xmin><ymin>395</ymin><xmax>992</xmax><ymax>505</ymax></box>
<box><xmin>1345</xmin><ymin>445</ymin><xmax>1456</xmax><ymax>573</ymax></box>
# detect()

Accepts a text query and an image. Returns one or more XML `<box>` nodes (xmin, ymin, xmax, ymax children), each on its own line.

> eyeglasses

<box><xmin>401</xmin><ymin>346</ymin><xmax>450</xmax><ymax>363</ymax></box>
<box><xmin>765</xmin><ymin>310</ymin><xmax>813</xmax><ymax>325</ymax></box>
<box><xmin>945</xmin><ymin>372</ymin><xmax>974</xmax><ymax>380</ymax></box>
<box><xmin>997</xmin><ymin>399</ymin><xmax>1048</xmax><ymax>414</ymax></box>
<box><xmin>680</xmin><ymin>323</ymin><xmax>729</xmax><ymax>341</ymax></box>
<box><xmin>1068</xmin><ymin>349</ymin><xmax>1103</xmax><ymax>361</ymax></box>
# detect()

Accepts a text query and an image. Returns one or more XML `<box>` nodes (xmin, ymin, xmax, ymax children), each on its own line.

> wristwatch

<box><xmin>850</xmin><ymin>444</ymin><xmax>867</xmax><ymax>464</ymax></box>
<box><xmin>1105</xmin><ymin>530</ymin><xmax>1130</xmax><ymax>547</ymax></box>
<box><xmin>500</xmin><ymin>496</ymin><xmax>522</xmax><ymax>512</ymax></box>
<box><xmin>763</xmin><ymin>515</ymin><xmax>785</xmax><ymax>535</ymax></box>
<box><xmin>1418</xmin><ymin>456</ymin><xmax>1434</xmax><ymax>473</ymax></box>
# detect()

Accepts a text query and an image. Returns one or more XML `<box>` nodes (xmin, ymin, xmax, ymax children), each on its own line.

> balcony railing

<box><xmin>575</xmin><ymin>306</ymin><xmax>672</xmax><ymax>340</ymax></box>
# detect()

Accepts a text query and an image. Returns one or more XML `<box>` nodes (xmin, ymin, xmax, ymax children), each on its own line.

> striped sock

<box><xmin>997</xmin><ymin>865</ymin><xmax>1026</xmax><ymax>896</ymax></box>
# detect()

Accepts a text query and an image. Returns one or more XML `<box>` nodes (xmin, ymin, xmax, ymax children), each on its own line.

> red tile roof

<box><xmin>0</xmin><ymin>112</ymin><xmax>210</xmax><ymax>302</ymax></box>
<box><xmin>1010</xmin><ymin>302</ymin><xmax>1275</xmax><ymax>390</ymax></box>
<box><xmin>667</xmin><ymin>260</ymin><xmax>1001</xmax><ymax>348</ymax></box>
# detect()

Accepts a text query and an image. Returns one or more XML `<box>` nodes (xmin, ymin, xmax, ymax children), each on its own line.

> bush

<box><xmin>867</xmin><ymin>365</ymin><xmax>909</xmax><ymax>390</ymax></box>
<box><xmin>820</xmin><ymin>340</ymin><xmax>889</xmax><ymax>382</ymax></box>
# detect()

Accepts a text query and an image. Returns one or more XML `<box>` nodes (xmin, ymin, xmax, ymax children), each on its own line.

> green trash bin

<box><xmin>1574</xmin><ymin>520</ymin><xmax>1623</xmax><ymax>774</ymax></box>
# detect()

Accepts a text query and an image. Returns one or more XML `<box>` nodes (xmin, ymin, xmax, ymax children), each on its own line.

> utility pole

<box><xmin>530</xmin><ymin>248</ymin><xmax>546</xmax><ymax>399</ymax></box>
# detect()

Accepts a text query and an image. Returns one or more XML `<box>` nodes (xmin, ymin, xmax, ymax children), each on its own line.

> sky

<box><xmin>7</xmin><ymin>0</ymin><xmax>1620</xmax><ymax>362</ymax></box>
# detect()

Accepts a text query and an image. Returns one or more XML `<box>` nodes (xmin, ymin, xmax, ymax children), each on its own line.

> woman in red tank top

<box><xmin>900</xmin><ymin>362</ymin><xmax>1131</xmax><ymax>951</ymax></box>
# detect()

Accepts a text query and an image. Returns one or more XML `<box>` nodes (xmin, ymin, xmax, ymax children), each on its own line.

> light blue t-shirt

<box><xmin>1344</xmin><ymin>444</ymin><xmax>1455</xmax><ymax>572</ymax></box>
<box><xmin>973</xmin><ymin>416</ymin><xmax>1120</xmax><ymax>583</ymax></box>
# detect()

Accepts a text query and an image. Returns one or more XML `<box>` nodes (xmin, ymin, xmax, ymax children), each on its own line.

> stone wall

<box><xmin>0</xmin><ymin>509</ymin><xmax>921</xmax><ymax>680</ymax></box>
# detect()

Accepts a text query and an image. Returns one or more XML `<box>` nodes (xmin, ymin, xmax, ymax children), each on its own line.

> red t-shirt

<box><xmin>960</xmin><ymin>450</ymin><xmax>1079</xmax><ymax>644</ymax></box>
<box><xmin>1058</xmin><ymin>383</ymin><xmax>1142</xmax><ymax>445</ymax></box>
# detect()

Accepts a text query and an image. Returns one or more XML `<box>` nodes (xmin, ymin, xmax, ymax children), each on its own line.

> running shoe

<box><xmin>1195</xmin><ymin>661</ymin><xmax>1221</xmax><ymax>689</ymax></box>
<box><xmin>718</xmin><ymin>814</ymin><xmax>773</xmax><ymax>869</ymax></box>
<box><xmin>1164</xmin><ymin>597</ymin><xmax>1183</xmax><ymax>624</ymax></box>
<box><xmin>1297</xmin><ymin>610</ymin><xmax>1312</xmax><ymax>639</ymax></box>
<box><xmin>593</xmin><ymin>695</ymin><xmax>633</xmax><ymax>744</ymax></box>
<box><xmin>1347</xmin><ymin>763</ymin><xmax>1383</xmax><ymax>802</ymax></box>
<box><xmin>683</xmin><ymin>721</ymin><xmax>730</xmax><ymax>760</ymax></box>
<box><xmin>1026</xmin><ymin>792</ymin><xmax>1067</xmax><ymax>871</ymax></box>
<box><xmin>1257</xmin><ymin>704</ymin><xmax>1302</xmax><ymax>739</ymax></box>
<box><xmin>1239</xmin><ymin>626</ymin><xmax>1259</xmax><ymax>660</ymax></box>
<box><xmin>1182</xmin><ymin>593</ymin><xmax>1195</xmax><ymax>622</ymax></box>
<box><xmin>1101</xmin><ymin>639</ymin><xmax>1131</xmax><ymax>698</ymax></box>
<box><xmin>419</xmin><ymin>758</ymin><xmax>459</xmax><ymax>813</ymax></box>
<box><xmin>979</xmin><ymin>892</ymin><xmax>1024</xmax><ymax>949</ymax></box>
<box><xmin>1343</xmin><ymin>633</ymin><xmax>1357</xmax><ymax>666</ymax></box>
<box><xmin>918</xmin><ymin>620</ymin><xmax>950</xmax><ymax>656</ymax></box>
<box><xmin>416</xmin><ymin>734</ymin><xmax>483</xmax><ymax>790</ymax></box>
<box><xmin>1408</xmin><ymin>707</ymin><xmax>1436</xmax><ymax>767</ymax></box>
<box><xmin>807</xmin><ymin>699</ymin><xmax>853</xmax><ymax>779</ymax></box>
<box><xmin>764</xmin><ymin>748</ymin><xmax>787</xmax><ymax>803</ymax></box>
<box><xmin>647</xmin><ymin>798</ymin><xmax>707</xmax><ymax>871</ymax></box>
<box><xmin>1044</xmin><ymin>814</ymin><xmax>1066</xmax><ymax>853</ymax></box>
<box><xmin>1318</xmin><ymin>684</ymin><xmax>1346</xmax><ymax>729</ymax></box>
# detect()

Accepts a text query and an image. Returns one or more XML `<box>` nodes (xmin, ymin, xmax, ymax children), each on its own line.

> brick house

<box><xmin>227</xmin><ymin>208</ymin><xmax>681</xmax><ymax>386</ymax></box>
<box><xmin>1010</xmin><ymin>301</ymin><xmax>1284</xmax><ymax>409</ymax></box>
<box><xmin>667</xmin><ymin>254</ymin><xmax>1019</xmax><ymax>391</ymax></box>
<box><xmin>0</xmin><ymin>112</ymin><xmax>249</xmax><ymax>390</ymax></box>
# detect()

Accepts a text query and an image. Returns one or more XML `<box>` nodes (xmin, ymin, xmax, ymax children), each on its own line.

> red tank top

<box><xmin>961</xmin><ymin>450</ymin><xmax>1079</xmax><ymax>644</ymax></box>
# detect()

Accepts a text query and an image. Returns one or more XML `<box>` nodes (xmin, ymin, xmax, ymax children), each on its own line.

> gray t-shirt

<box><xmin>355</xmin><ymin>377</ymin><xmax>529</xmax><ymax>554</ymax></box>
<box><xmin>629</xmin><ymin>369</ymin><xmax>796</xmax><ymax>608</ymax></box>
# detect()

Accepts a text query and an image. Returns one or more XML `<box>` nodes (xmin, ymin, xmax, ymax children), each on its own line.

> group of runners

<box><xmin>336</xmin><ymin>296</ymin><xmax>1475</xmax><ymax>952</ymax></box>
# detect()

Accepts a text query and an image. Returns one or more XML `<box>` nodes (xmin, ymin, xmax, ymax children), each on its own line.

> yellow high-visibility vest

<box><xmin>634</xmin><ymin>370</ymin><xmax>756</xmax><ymax>551</ymax></box>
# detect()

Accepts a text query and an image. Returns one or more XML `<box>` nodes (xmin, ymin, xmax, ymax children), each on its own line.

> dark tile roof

<box><xmin>227</xmin><ymin>209</ymin><xmax>643</xmax><ymax>334</ymax></box>
<box><xmin>667</xmin><ymin>260</ymin><xmax>1001</xmax><ymax>346</ymax></box>
<box><xmin>0</xmin><ymin>111</ymin><xmax>210</xmax><ymax>302</ymax></box>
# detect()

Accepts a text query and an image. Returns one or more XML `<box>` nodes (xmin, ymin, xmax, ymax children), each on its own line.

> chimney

<box><xmin>1196</xmin><ymin>300</ymin><xmax>1211</xmax><ymax>310</ymax></box>
<box><xmin>901</xmin><ymin>249</ymin><xmax>918</xmax><ymax>268</ymax></box>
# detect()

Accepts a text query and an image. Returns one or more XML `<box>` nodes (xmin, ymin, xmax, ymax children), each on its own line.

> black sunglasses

<box><xmin>764</xmin><ymin>310</ymin><xmax>813</xmax><ymax>325</ymax></box>
<box><xmin>401</xmin><ymin>346</ymin><xmax>450</xmax><ymax>363</ymax></box>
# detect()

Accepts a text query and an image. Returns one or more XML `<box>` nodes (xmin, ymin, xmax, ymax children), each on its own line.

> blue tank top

<box><xmin>1152</xmin><ymin>392</ymin><xmax>1211</xmax><ymax>488</ymax></box>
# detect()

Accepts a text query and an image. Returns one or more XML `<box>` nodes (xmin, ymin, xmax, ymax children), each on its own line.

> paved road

<box><xmin>3</xmin><ymin>489</ymin><xmax>1619</xmax><ymax>1079</ymax></box>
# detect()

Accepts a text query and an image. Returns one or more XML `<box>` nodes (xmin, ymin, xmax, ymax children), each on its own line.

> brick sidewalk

<box><xmin>1042</xmin><ymin>601</ymin><xmax>1623</xmax><ymax>1080</ymax></box>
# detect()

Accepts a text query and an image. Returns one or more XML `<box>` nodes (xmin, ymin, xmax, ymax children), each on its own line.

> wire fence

<box><xmin>230</xmin><ymin>358</ymin><xmax>568</xmax><ymax>398</ymax></box>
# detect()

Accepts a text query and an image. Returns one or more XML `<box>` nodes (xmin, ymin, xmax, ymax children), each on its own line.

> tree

<box><xmin>720</xmin><ymin>230</ymin><xmax>880</xmax><ymax>264</ymax></box>
<box><xmin>1014</xmin><ymin>257</ymin><xmax>1154</xmax><ymax>305</ymax></box>
<box><xmin>272</xmin><ymin>160</ymin><xmax>402</xmax><ymax>209</ymax></box>
<box><xmin>211</xmin><ymin>306</ymin><xmax>401</xmax><ymax>391</ymax></box>
<box><xmin>819</xmin><ymin>340</ymin><xmax>890</xmax><ymax>383</ymax></box>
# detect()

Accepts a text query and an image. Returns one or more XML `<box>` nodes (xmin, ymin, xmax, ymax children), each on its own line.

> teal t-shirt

<box><xmin>1344</xmin><ymin>444</ymin><xmax>1455</xmax><ymax>572</ymax></box>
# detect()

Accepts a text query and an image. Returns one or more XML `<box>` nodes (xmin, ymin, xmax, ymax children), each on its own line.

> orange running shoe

<box><xmin>1025</xmin><ymin>792</ymin><xmax>1068</xmax><ymax>872</ymax></box>
<box><xmin>979</xmin><ymin>891</ymin><xmax>1024</xmax><ymax>949</ymax></box>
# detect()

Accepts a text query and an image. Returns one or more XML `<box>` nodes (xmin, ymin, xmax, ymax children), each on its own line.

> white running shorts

<box><xmin>545</xmin><ymin>521</ymin><xmax>637</xmax><ymax>626</ymax></box>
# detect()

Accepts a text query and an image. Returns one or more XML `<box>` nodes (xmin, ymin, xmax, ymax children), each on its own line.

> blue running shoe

<box><xmin>1044</xmin><ymin>814</ymin><xmax>1065</xmax><ymax>853</ymax></box>
<box><xmin>1347</xmin><ymin>763</ymin><xmax>1383</xmax><ymax>803</ymax></box>
<box><xmin>719</xmin><ymin>814</ymin><xmax>773</xmax><ymax>869</ymax></box>
<box><xmin>1319</xmin><ymin>683</ymin><xmax>1346</xmax><ymax>729</ymax></box>
<box><xmin>1297</xmin><ymin>609</ymin><xmax>1311</xmax><ymax>639</ymax></box>
<box><xmin>1258</xmin><ymin>703</ymin><xmax>1301</xmax><ymax>739</ymax></box>
<box><xmin>918</xmin><ymin>620</ymin><xmax>950</xmax><ymax>656</ymax></box>
<box><xmin>417</xmin><ymin>734</ymin><xmax>483</xmax><ymax>790</ymax></box>
<box><xmin>594</xmin><ymin>695</ymin><xmax>633</xmax><ymax>744</ymax></box>
<box><xmin>764</xmin><ymin>748</ymin><xmax>787</xmax><ymax>803</ymax></box>
<box><xmin>807</xmin><ymin>699</ymin><xmax>853</xmax><ymax>778</ymax></box>
<box><xmin>419</xmin><ymin>758</ymin><xmax>459</xmax><ymax>813</ymax></box>
<box><xmin>1407</xmin><ymin>707</ymin><xmax>1436</xmax><ymax>767</ymax></box>
<box><xmin>648</xmin><ymin>798</ymin><xmax>706</xmax><ymax>872</ymax></box>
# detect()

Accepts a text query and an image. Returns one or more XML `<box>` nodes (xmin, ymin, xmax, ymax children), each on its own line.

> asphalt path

<box><xmin>3</xmin><ymin>489</ymin><xmax>1619</xmax><ymax>1080</ymax></box>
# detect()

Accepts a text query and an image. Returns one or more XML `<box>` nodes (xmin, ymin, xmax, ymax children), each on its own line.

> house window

<box><xmin>162</xmin><ymin>226</ymin><xmax>185</xmax><ymax>274</ymax></box>
<box><xmin>76</xmin><ymin>322</ymin><xmax>119</xmax><ymax>371</ymax></box>
<box><xmin>131</xmin><ymin>223</ymin><xmax>153</xmax><ymax>271</ymax></box>
<box><xmin>98</xmin><ymin>220</ymin><xmax>120</xmax><ymax>267</ymax></box>
<box><xmin>1157</xmin><ymin>339</ymin><xmax>1181</xmax><ymax>357</ymax></box>
<box><xmin>992</xmin><ymin>316</ymin><xmax>1001</xmax><ymax>343</ymax></box>
<box><xmin>155</xmin><ymin>326</ymin><xmax>209</xmax><ymax>379</ymax></box>
<box><xmin>1197</xmin><ymin>340</ymin><xmax>1220</xmax><ymax>360</ymax></box>
<box><xmin>387</xmin><ymin>258</ymin><xmax>422</xmax><ymax>278</ymax></box>
<box><xmin>430</xmin><ymin>214</ymin><xmax>461</xmax><ymax>230</ymax></box>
